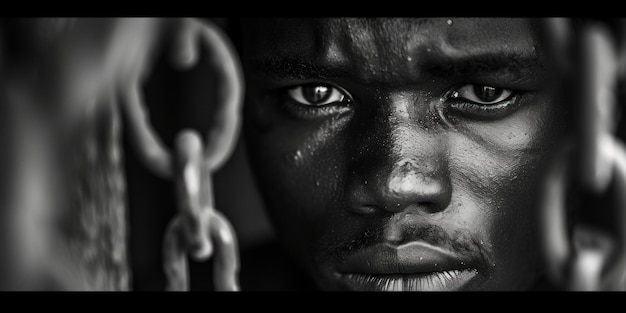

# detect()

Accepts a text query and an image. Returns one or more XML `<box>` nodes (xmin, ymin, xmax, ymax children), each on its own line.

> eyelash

<box><xmin>280</xmin><ymin>83</ymin><xmax>353</xmax><ymax>119</ymax></box>
<box><xmin>443</xmin><ymin>84</ymin><xmax>521</xmax><ymax>120</ymax></box>
<box><xmin>278</xmin><ymin>82</ymin><xmax>521</xmax><ymax>121</ymax></box>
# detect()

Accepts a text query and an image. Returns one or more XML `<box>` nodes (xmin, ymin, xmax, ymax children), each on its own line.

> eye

<box><xmin>445</xmin><ymin>84</ymin><xmax>520</xmax><ymax>120</ymax></box>
<box><xmin>451</xmin><ymin>84</ymin><xmax>513</xmax><ymax>105</ymax></box>
<box><xmin>287</xmin><ymin>83</ymin><xmax>349</xmax><ymax>106</ymax></box>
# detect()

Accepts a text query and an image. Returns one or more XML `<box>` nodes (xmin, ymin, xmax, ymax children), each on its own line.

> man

<box><xmin>232</xmin><ymin>18</ymin><xmax>626</xmax><ymax>291</ymax></box>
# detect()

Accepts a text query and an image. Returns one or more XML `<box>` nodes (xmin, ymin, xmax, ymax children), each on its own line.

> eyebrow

<box><xmin>251</xmin><ymin>55</ymin><xmax>352</xmax><ymax>81</ymax></box>
<box><xmin>251</xmin><ymin>51</ymin><xmax>546</xmax><ymax>84</ymax></box>
<box><xmin>423</xmin><ymin>52</ymin><xmax>546</xmax><ymax>81</ymax></box>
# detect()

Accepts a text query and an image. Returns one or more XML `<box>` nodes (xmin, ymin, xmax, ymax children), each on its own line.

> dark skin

<box><xmin>239</xmin><ymin>18</ymin><xmax>565</xmax><ymax>291</ymax></box>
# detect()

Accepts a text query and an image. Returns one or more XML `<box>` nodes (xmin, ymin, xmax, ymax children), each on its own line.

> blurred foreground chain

<box><xmin>538</xmin><ymin>17</ymin><xmax>626</xmax><ymax>291</ymax></box>
<box><xmin>121</xmin><ymin>18</ymin><xmax>243</xmax><ymax>291</ymax></box>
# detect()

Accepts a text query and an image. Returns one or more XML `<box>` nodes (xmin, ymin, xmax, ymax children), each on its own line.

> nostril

<box><xmin>350</xmin><ymin>204</ymin><xmax>378</xmax><ymax>215</ymax></box>
<box><xmin>345</xmin><ymin>175</ymin><xmax>385</xmax><ymax>216</ymax></box>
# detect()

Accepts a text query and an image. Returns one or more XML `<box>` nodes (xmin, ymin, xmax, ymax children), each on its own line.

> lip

<box><xmin>336</xmin><ymin>241</ymin><xmax>480</xmax><ymax>291</ymax></box>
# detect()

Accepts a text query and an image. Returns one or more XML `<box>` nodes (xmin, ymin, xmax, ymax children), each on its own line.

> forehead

<box><xmin>241</xmin><ymin>18</ymin><xmax>537</xmax><ymax>51</ymax></box>
<box><xmin>238</xmin><ymin>18</ymin><xmax>540</xmax><ymax>83</ymax></box>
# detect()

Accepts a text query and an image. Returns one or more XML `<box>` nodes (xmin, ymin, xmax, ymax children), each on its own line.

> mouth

<box><xmin>335</xmin><ymin>241</ymin><xmax>480</xmax><ymax>291</ymax></box>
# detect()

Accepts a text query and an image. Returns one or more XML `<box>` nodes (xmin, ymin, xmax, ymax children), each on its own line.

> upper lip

<box><xmin>336</xmin><ymin>241</ymin><xmax>476</xmax><ymax>275</ymax></box>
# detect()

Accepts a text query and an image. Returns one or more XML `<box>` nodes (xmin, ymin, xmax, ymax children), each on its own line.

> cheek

<box><xmin>244</xmin><ymin>100</ymin><xmax>352</xmax><ymax>241</ymax></box>
<box><xmin>449</xmin><ymin>150</ymin><xmax>543</xmax><ymax>286</ymax></box>
<box><xmin>455</xmin><ymin>94</ymin><xmax>557</xmax><ymax>151</ymax></box>
<box><xmin>449</xmin><ymin>97</ymin><xmax>556</xmax><ymax>219</ymax></box>
<box><xmin>447</xmin><ymin>100</ymin><xmax>558</xmax><ymax>288</ymax></box>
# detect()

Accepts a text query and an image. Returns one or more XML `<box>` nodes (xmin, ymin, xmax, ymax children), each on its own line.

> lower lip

<box><xmin>339</xmin><ymin>269</ymin><xmax>479</xmax><ymax>291</ymax></box>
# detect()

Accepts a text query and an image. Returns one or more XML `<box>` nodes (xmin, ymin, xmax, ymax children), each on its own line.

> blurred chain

<box><xmin>121</xmin><ymin>18</ymin><xmax>243</xmax><ymax>291</ymax></box>
<box><xmin>538</xmin><ymin>17</ymin><xmax>626</xmax><ymax>291</ymax></box>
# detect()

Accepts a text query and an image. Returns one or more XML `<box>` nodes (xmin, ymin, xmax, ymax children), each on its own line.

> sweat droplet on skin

<box><xmin>293</xmin><ymin>149</ymin><xmax>303</xmax><ymax>164</ymax></box>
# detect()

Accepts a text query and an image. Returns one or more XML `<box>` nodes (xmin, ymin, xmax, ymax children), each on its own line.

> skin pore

<box><xmin>238</xmin><ymin>18</ymin><xmax>565</xmax><ymax>291</ymax></box>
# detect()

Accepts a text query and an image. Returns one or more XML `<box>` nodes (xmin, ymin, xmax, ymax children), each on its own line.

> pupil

<box><xmin>303</xmin><ymin>85</ymin><xmax>330</xmax><ymax>104</ymax></box>
<box><xmin>474</xmin><ymin>85</ymin><xmax>501</xmax><ymax>102</ymax></box>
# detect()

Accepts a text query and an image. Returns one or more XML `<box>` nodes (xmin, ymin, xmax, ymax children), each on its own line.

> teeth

<box><xmin>344</xmin><ymin>269</ymin><xmax>478</xmax><ymax>291</ymax></box>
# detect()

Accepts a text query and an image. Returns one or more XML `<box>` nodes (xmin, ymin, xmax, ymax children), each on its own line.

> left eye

<box><xmin>287</xmin><ymin>84</ymin><xmax>348</xmax><ymax>106</ymax></box>
<box><xmin>451</xmin><ymin>84</ymin><xmax>514</xmax><ymax>104</ymax></box>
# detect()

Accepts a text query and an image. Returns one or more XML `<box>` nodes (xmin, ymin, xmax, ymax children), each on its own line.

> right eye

<box><xmin>287</xmin><ymin>83</ymin><xmax>351</xmax><ymax>106</ymax></box>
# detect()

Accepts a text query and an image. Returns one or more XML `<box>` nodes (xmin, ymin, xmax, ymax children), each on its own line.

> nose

<box><xmin>350</xmin><ymin>153</ymin><xmax>451</xmax><ymax>215</ymax></box>
<box><xmin>345</xmin><ymin>94</ymin><xmax>451</xmax><ymax>215</ymax></box>
<box><xmin>378</xmin><ymin>157</ymin><xmax>450</xmax><ymax>212</ymax></box>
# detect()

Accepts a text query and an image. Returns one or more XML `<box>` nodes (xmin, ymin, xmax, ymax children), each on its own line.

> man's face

<box><xmin>240</xmin><ymin>18</ymin><xmax>563</xmax><ymax>290</ymax></box>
